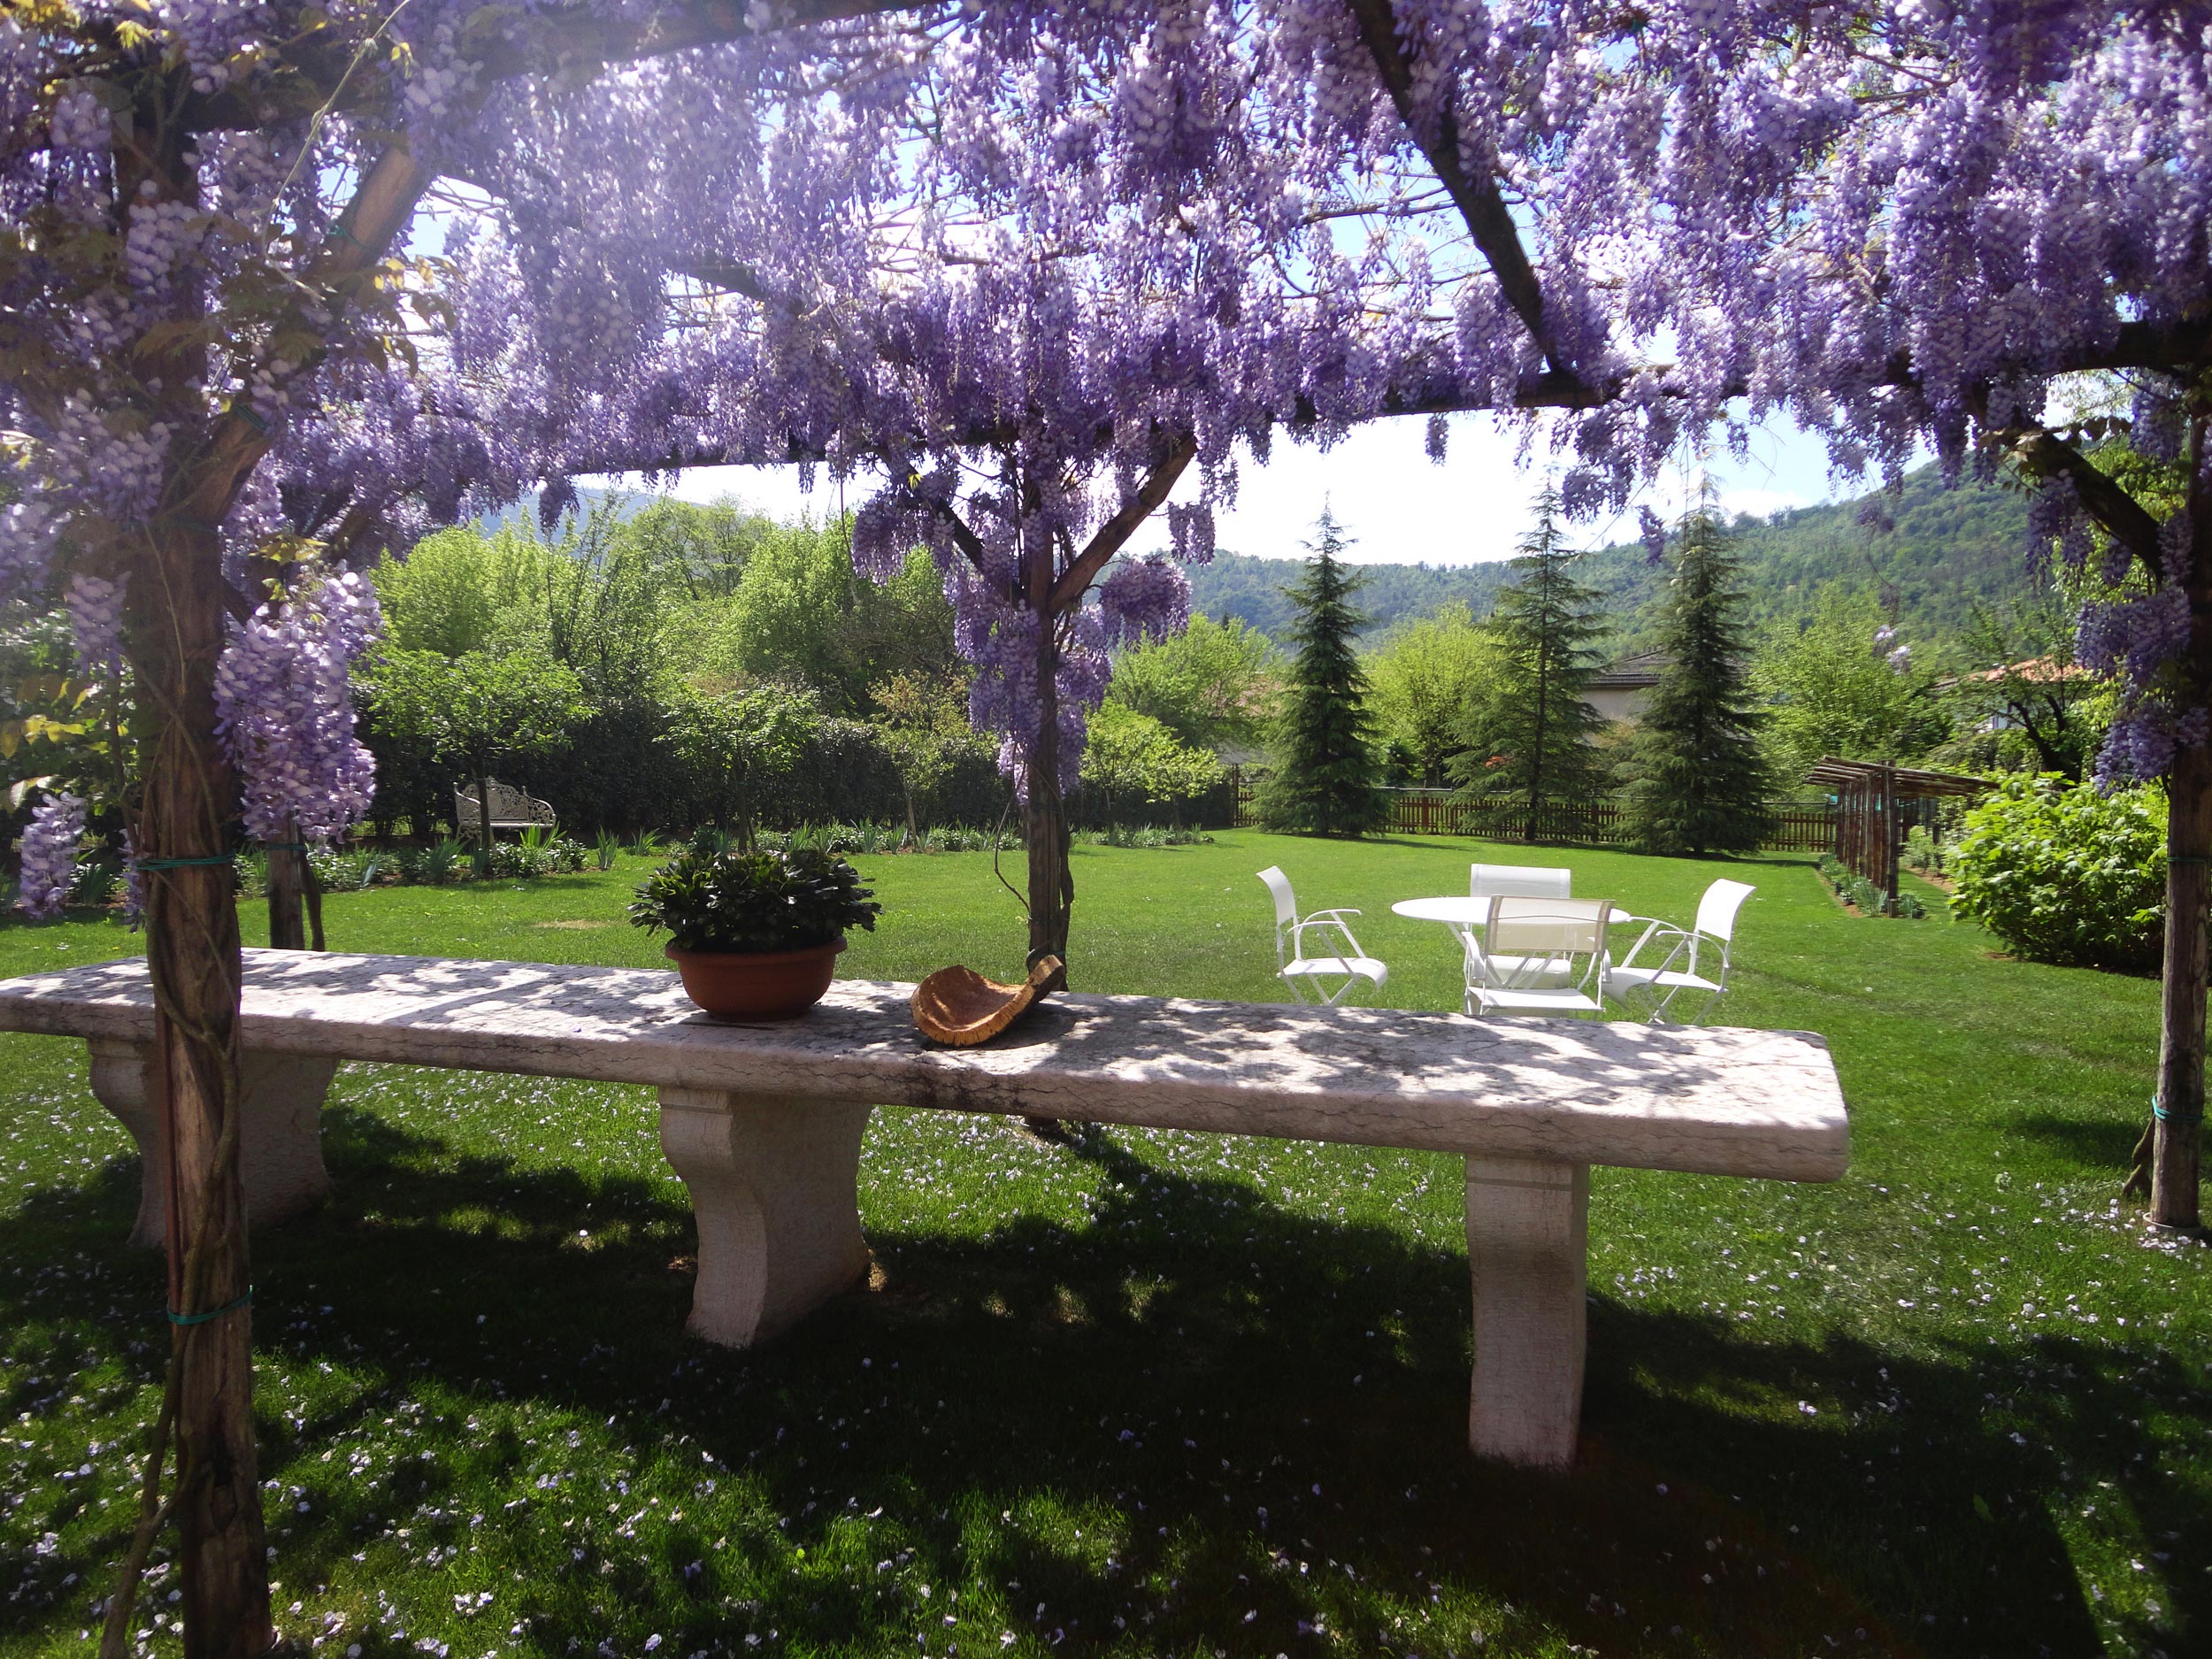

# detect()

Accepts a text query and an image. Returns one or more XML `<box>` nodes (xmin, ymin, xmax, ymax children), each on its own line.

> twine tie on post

<box><xmin>132</xmin><ymin>855</ymin><xmax>236</xmax><ymax>872</ymax></box>
<box><xmin>2152</xmin><ymin>1094</ymin><xmax>2204</xmax><ymax>1127</ymax></box>
<box><xmin>167</xmin><ymin>1288</ymin><xmax>251</xmax><ymax>1326</ymax></box>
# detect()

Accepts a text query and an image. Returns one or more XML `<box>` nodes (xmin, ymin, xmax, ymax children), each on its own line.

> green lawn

<box><xmin>0</xmin><ymin>830</ymin><xmax>2205</xmax><ymax>1659</ymax></box>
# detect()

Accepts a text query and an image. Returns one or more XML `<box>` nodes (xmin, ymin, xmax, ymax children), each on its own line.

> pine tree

<box><xmin>1627</xmin><ymin>496</ymin><xmax>1776</xmax><ymax>854</ymax></box>
<box><xmin>1255</xmin><ymin>508</ymin><xmax>1390</xmax><ymax>836</ymax></box>
<box><xmin>1448</xmin><ymin>487</ymin><xmax>1609</xmax><ymax>839</ymax></box>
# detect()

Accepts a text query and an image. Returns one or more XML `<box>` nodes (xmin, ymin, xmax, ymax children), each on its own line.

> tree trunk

<box><xmin>129</xmin><ymin>518</ymin><xmax>273</xmax><ymax>1656</ymax></box>
<box><xmin>476</xmin><ymin>771</ymin><xmax>494</xmax><ymax>877</ymax></box>
<box><xmin>2155</xmin><ymin>740</ymin><xmax>2208</xmax><ymax>1228</ymax></box>
<box><xmin>265</xmin><ymin>826</ymin><xmax>304</xmax><ymax>950</ymax></box>
<box><xmin>303</xmin><ymin>853</ymin><xmax>326</xmax><ymax>953</ymax></box>
<box><xmin>1025</xmin><ymin>609</ymin><xmax>1072</xmax><ymax>987</ymax></box>
<box><xmin>2151</xmin><ymin>434</ymin><xmax>2212</xmax><ymax>1231</ymax></box>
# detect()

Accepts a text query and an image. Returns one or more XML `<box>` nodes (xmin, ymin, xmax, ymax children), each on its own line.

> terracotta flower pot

<box><xmin>665</xmin><ymin>938</ymin><xmax>846</xmax><ymax>1019</ymax></box>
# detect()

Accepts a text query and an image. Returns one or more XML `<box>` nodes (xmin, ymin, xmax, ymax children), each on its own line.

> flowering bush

<box><xmin>1948</xmin><ymin>777</ymin><xmax>2165</xmax><ymax>971</ymax></box>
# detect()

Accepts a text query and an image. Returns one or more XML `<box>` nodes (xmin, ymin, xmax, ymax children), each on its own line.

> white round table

<box><xmin>1391</xmin><ymin>896</ymin><xmax>1494</xmax><ymax>928</ymax></box>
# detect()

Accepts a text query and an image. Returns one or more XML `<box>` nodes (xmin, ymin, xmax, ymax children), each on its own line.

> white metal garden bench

<box><xmin>453</xmin><ymin>780</ymin><xmax>557</xmax><ymax>832</ymax></box>
<box><xmin>0</xmin><ymin>949</ymin><xmax>1847</xmax><ymax>1470</ymax></box>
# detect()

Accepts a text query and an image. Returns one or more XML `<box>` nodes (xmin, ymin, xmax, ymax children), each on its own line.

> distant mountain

<box><xmin>475</xmin><ymin>485</ymin><xmax>643</xmax><ymax>535</ymax></box>
<box><xmin>1187</xmin><ymin>464</ymin><xmax>2037</xmax><ymax>647</ymax></box>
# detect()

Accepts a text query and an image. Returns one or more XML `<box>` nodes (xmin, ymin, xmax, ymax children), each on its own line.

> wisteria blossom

<box><xmin>15</xmin><ymin>793</ymin><xmax>85</xmax><ymax>920</ymax></box>
<box><xmin>214</xmin><ymin>571</ymin><xmax>381</xmax><ymax>847</ymax></box>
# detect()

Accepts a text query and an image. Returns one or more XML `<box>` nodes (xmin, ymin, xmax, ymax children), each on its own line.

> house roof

<box><xmin>1589</xmin><ymin>650</ymin><xmax>1671</xmax><ymax>690</ymax></box>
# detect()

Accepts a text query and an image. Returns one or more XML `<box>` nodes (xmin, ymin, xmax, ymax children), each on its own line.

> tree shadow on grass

<box><xmin>2001</xmin><ymin>1111</ymin><xmax>2146</xmax><ymax>1170</ymax></box>
<box><xmin>4</xmin><ymin>1106</ymin><xmax>2200</xmax><ymax>1659</ymax></box>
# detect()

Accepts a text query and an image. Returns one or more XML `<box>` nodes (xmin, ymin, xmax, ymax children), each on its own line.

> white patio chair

<box><xmin>1470</xmin><ymin>863</ymin><xmax>1572</xmax><ymax>898</ymax></box>
<box><xmin>1601</xmin><ymin>879</ymin><xmax>1756</xmax><ymax>1024</ymax></box>
<box><xmin>1463</xmin><ymin>897</ymin><xmax>1614</xmax><ymax>1018</ymax></box>
<box><xmin>1256</xmin><ymin>866</ymin><xmax>1388</xmax><ymax>1007</ymax></box>
<box><xmin>1465</xmin><ymin>864</ymin><xmax>1578</xmax><ymax>987</ymax></box>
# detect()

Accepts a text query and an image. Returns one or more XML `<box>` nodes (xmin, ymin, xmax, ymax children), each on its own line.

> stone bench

<box><xmin>0</xmin><ymin>949</ymin><xmax>1848</xmax><ymax>1469</ymax></box>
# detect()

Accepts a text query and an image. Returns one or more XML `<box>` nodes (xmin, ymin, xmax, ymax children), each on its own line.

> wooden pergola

<box><xmin>1803</xmin><ymin>757</ymin><xmax>1993</xmax><ymax>898</ymax></box>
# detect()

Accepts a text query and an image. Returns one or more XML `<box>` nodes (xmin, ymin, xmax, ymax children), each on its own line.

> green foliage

<box><xmin>1753</xmin><ymin>584</ymin><xmax>1950</xmax><ymax>777</ymax></box>
<box><xmin>1929</xmin><ymin>590</ymin><xmax>2106</xmax><ymax>781</ymax></box>
<box><xmin>870</xmin><ymin>671</ymin><xmax>989</xmax><ymax>833</ymax></box>
<box><xmin>418</xmin><ymin>837</ymin><xmax>465</xmax><ymax>885</ymax></box>
<box><xmin>487</xmin><ymin>837</ymin><xmax>589</xmax><ymax>879</ymax></box>
<box><xmin>715</xmin><ymin>527</ymin><xmax>957</xmax><ymax>715</ymax></box>
<box><xmin>1105</xmin><ymin>613</ymin><xmax>1281</xmax><ymax>755</ymax></box>
<box><xmin>372</xmin><ymin>526</ymin><xmax>557</xmax><ymax>658</ymax></box>
<box><xmin>765</xmin><ymin>821</ymin><xmax>1026</xmax><ymax>855</ymax></box>
<box><xmin>1626</xmin><ymin>501</ymin><xmax>1775</xmax><ymax>854</ymax></box>
<box><xmin>1448</xmin><ymin>488</ymin><xmax>1609</xmax><ymax>833</ymax></box>
<box><xmin>1363</xmin><ymin>602</ymin><xmax>1500</xmax><ymax>787</ymax></box>
<box><xmin>361</xmin><ymin>647</ymin><xmax>595</xmax><ymax>861</ymax></box>
<box><xmin>1816</xmin><ymin>854</ymin><xmax>1929</xmax><ymax>919</ymax></box>
<box><xmin>1254</xmin><ymin>510</ymin><xmax>1390</xmax><ymax>836</ymax></box>
<box><xmin>618</xmin><ymin>495</ymin><xmax>775</xmax><ymax>599</ymax></box>
<box><xmin>656</xmin><ymin>684</ymin><xmax>821</xmax><ymax>850</ymax></box>
<box><xmin>627</xmin><ymin>845</ymin><xmax>882</xmax><ymax>954</ymax></box>
<box><xmin>1948</xmin><ymin>774</ymin><xmax>2166</xmax><ymax>970</ymax></box>
<box><xmin>1079</xmin><ymin>703</ymin><xmax>1225</xmax><ymax>824</ymax></box>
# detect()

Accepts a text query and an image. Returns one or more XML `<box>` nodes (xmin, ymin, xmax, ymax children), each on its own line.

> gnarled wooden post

<box><xmin>2151</xmin><ymin>419</ymin><xmax>2211</xmax><ymax>1232</ymax></box>
<box><xmin>127</xmin><ymin>510</ymin><xmax>272</xmax><ymax>1655</ymax></box>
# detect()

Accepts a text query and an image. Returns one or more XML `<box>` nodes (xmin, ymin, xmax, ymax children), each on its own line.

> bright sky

<box><xmin>580</xmin><ymin>410</ymin><xmax>1859</xmax><ymax>566</ymax></box>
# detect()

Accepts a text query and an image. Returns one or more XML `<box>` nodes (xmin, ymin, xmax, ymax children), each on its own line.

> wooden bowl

<box><xmin>911</xmin><ymin>955</ymin><xmax>1063</xmax><ymax>1046</ymax></box>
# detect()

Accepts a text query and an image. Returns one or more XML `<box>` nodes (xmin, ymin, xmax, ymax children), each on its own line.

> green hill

<box><xmin>1188</xmin><ymin>465</ymin><xmax>2037</xmax><ymax>646</ymax></box>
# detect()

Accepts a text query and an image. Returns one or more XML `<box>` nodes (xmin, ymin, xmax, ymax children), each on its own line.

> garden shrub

<box><xmin>1948</xmin><ymin>774</ymin><xmax>2165</xmax><ymax>970</ymax></box>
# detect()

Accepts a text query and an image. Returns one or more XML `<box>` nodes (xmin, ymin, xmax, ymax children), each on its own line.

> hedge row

<box><xmin>359</xmin><ymin>706</ymin><xmax>1239</xmax><ymax>840</ymax></box>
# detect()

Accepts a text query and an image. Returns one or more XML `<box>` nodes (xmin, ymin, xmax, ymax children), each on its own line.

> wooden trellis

<box><xmin>1803</xmin><ymin>757</ymin><xmax>1992</xmax><ymax>898</ymax></box>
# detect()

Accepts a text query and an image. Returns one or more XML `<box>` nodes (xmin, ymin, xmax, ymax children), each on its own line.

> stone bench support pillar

<box><xmin>1465</xmin><ymin>1155</ymin><xmax>1589</xmax><ymax>1469</ymax></box>
<box><xmin>657</xmin><ymin>1088</ymin><xmax>873</xmax><ymax>1347</ymax></box>
<box><xmin>87</xmin><ymin>1038</ymin><xmax>339</xmax><ymax>1248</ymax></box>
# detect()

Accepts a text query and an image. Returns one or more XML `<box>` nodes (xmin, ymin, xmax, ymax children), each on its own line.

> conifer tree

<box><xmin>1256</xmin><ymin>509</ymin><xmax>1390</xmax><ymax>836</ymax></box>
<box><xmin>1449</xmin><ymin>488</ymin><xmax>1609</xmax><ymax>839</ymax></box>
<box><xmin>1628</xmin><ymin>497</ymin><xmax>1777</xmax><ymax>854</ymax></box>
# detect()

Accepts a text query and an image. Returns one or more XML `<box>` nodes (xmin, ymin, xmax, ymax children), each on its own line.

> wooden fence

<box><xmin>1229</xmin><ymin>780</ymin><xmax>1835</xmax><ymax>853</ymax></box>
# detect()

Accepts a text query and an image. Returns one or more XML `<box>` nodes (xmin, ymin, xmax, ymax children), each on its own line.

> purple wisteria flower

<box><xmin>213</xmin><ymin>570</ymin><xmax>380</xmax><ymax>845</ymax></box>
<box><xmin>17</xmin><ymin>793</ymin><xmax>86</xmax><ymax>920</ymax></box>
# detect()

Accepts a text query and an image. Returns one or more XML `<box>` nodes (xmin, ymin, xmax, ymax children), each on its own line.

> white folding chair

<box><xmin>1463</xmin><ymin>897</ymin><xmax>1613</xmax><ymax>1017</ymax></box>
<box><xmin>1470</xmin><ymin>863</ymin><xmax>1572</xmax><ymax>899</ymax></box>
<box><xmin>1256</xmin><ymin>866</ymin><xmax>1388</xmax><ymax>1007</ymax></box>
<box><xmin>1601</xmin><ymin>879</ymin><xmax>1755</xmax><ymax>1024</ymax></box>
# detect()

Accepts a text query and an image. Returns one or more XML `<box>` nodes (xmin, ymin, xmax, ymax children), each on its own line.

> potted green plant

<box><xmin>629</xmin><ymin>843</ymin><xmax>882</xmax><ymax>1018</ymax></box>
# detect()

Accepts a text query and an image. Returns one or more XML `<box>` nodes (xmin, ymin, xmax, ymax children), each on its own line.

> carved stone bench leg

<box><xmin>88</xmin><ymin>1039</ymin><xmax>339</xmax><ymax>1248</ymax></box>
<box><xmin>657</xmin><ymin>1088</ymin><xmax>873</xmax><ymax>1347</ymax></box>
<box><xmin>1464</xmin><ymin>1156</ymin><xmax>1589</xmax><ymax>1469</ymax></box>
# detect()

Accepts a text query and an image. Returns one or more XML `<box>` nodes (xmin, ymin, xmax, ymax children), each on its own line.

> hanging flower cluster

<box><xmin>213</xmin><ymin>570</ymin><xmax>382</xmax><ymax>846</ymax></box>
<box><xmin>15</xmin><ymin>793</ymin><xmax>86</xmax><ymax>920</ymax></box>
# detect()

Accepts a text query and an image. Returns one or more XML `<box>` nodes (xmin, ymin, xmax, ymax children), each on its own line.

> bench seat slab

<box><xmin>1466</xmin><ymin>1156</ymin><xmax>1589</xmax><ymax>1469</ymax></box>
<box><xmin>657</xmin><ymin>1089</ymin><xmax>873</xmax><ymax>1346</ymax></box>
<box><xmin>88</xmin><ymin>1038</ymin><xmax>338</xmax><ymax>1248</ymax></box>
